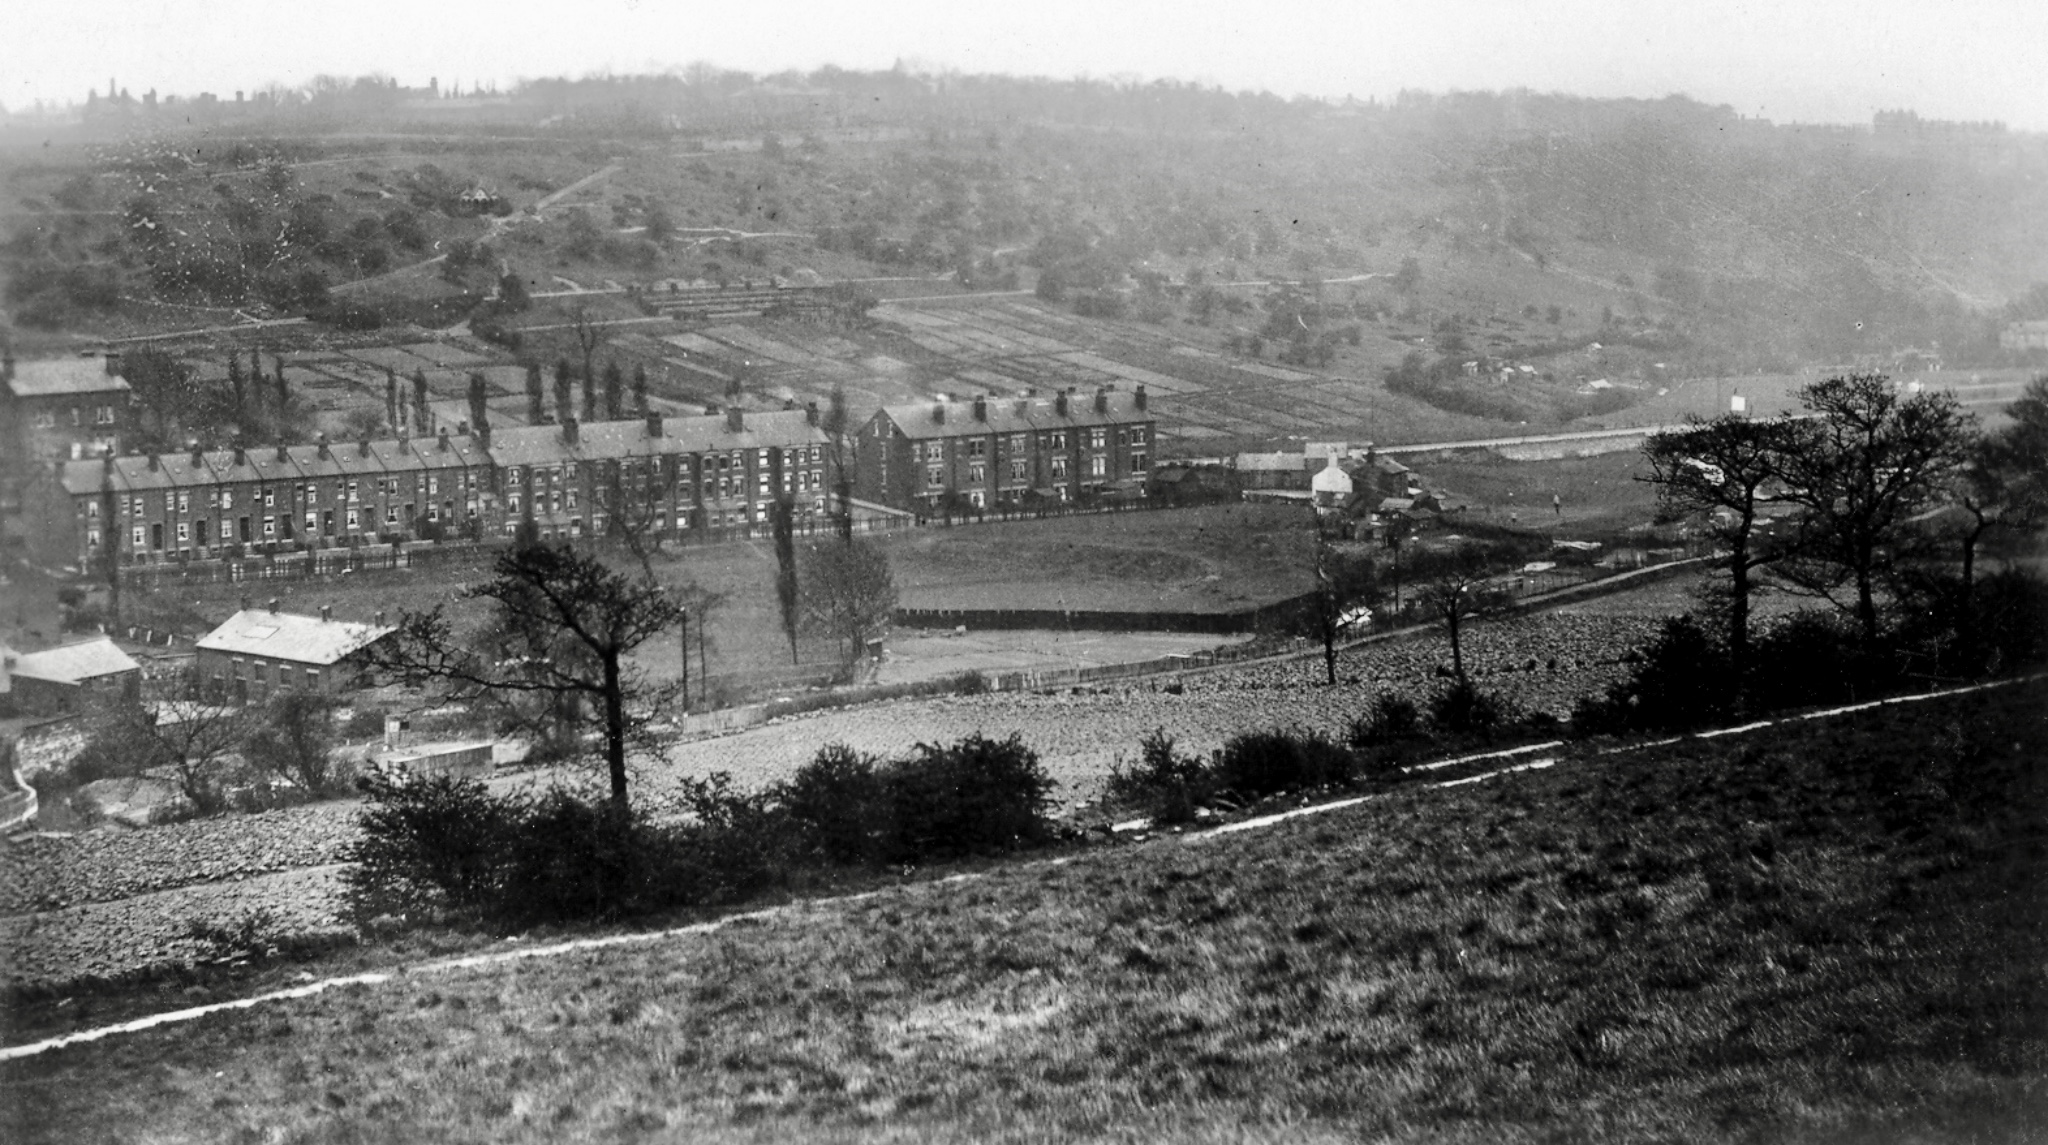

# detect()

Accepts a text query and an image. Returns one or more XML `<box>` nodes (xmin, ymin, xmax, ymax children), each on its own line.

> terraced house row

<box><xmin>856</xmin><ymin>386</ymin><xmax>1155</xmax><ymax>515</ymax></box>
<box><xmin>19</xmin><ymin>405</ymin><xmax>831</xmax><ymax>569</ymax></box>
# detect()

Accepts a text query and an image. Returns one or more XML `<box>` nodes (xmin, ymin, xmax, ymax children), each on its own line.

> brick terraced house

<box><xmin>855</xmin><ymin>385</ymin><xmax>1155</xmax><ymax>515</ymax></box>
<box><xmin>17</xmin><ymin>406</ymin><xmax>830</xmax><ymax>570</ymax></box>
<box><xmin>0</xmin><ymin>351</ymin><xmax>131</xmax><ymax>467</ymax></box>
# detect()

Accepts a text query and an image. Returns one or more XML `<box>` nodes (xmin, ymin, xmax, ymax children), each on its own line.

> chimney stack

<box><xmin>1055</xmin><ymin>390</ymin><xmax>1070</xmax><ymax>418</ymax></box>
<box><xmin>359</xmin><ymin>437</ymin><xmax>371</xmax><ymax>458</ymax></box>
<box><xmin>725</xmin><ymin>406</ymin><xmax>744</xmax><ymax>433</ymax></box>
<box><xmin>232</xmin><ymin>443</ymin><xmax>247</xmax><ymax>466</ymax></box>
<box><xmin>316</xmin><ymin>432</ymin><xmax>331</xmax><ymax>460</ymax></box>
<box><xmin>240</xmin><ymin>593</ymin><xmax>251</xmax><ymax>612</ymax></box>
<box><xmin>932</xmin><ymin>401</ymin><xmax>947</xmax><ymax>425</ymax></box>
<box><xmin>146</xmin><ymin>453</ymin><xmax>160</xmax><ymax>471</ymax></box>
<box><xmin>805</xmin><ymin>400</ymin><xmax>820</xmax><ymax>427</ymax></box>
<box><xmin>1134</xmin><ymin>384</ymin><xmax>1148</xmax><ymax>412</ymax></box>
<box><xmin>104</xmin><ymin>351</ymin><xmax>121</xmax><ymax>376</ymax></box>
<box><xmin>103</xmin><ymin>450</ymin><xmax>115</xmax><ymax>474</ymax></box>
<box><xmin>190</xmin><ymin>441</ymin><xmax>205</xmax><ymax>468</ymax></box>
<box><xmin>437</xmin><ymin>426</ymin><xmax>451</xmax><ymax>452</ymax></box>
<box><xmin>973</xmin><ymin>395</ymin><xmax>988</xmax><ymax>422</ymax></box>
<box><xmin>561</xmin><ymin>416</ymin><xmax>579</xmax><ymax>445</ymax></box>
<box><xmin>1094</xmin><ymin>387</ymin><xmax>1109</xmax><ymax>414</ymax></box>
<box><xmin>645</xmin><ymin>411</ymin><xmax>663</xmax><ymax>438</ymax></box>
<box><xmin>275</xmin><ymin>443</ymin><xmax>288</xmax><ymax>462</ymax></box>
<box><xmin>374</xmin><ymin>609</ymin><xmax>386</xmax><ymax>627</ymax></box>
<box><xmin>320</xmin><ymin>605</ymin><xmax>332</xmax><ymax>622</ymax></box>
<box><xmin>705</xmin><ymin>403</ymin><xmax>721</xmax><ymax>416</ymax></box>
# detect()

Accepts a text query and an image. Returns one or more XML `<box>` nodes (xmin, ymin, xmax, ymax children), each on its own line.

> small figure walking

<box><xmin>1552</xmin><ymin>493</ymin><xmax>1561</xmax><ymax>517</ymax></box>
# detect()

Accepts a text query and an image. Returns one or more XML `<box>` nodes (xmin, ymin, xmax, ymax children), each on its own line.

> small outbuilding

<box><xmin>194</xmin><ymin>606</ymin><xmax>395</xmax><ymax>703</ymax></box>
<box><xmin>9</xmin><ymin>636</ymin><xmax>141</xmax><ymax>715</ymax></box>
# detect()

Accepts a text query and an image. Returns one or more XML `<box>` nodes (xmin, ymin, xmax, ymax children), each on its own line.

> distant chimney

<box><xmin>275</xmin><ymin>443</ymin><xmax>288</xmax><ymax>462</ymax></box>
<box><xmin>1134</xmin><ymin>384</ymin><xmax>1148</xmax><ymax>412</ymax></box>
<box><xmin>1094</xmin><ymin>387</ymin><xmax>1109</xmax><ymax>414</ymax></box>
<box><xmin>104</xmin><ymin>351</ymin><xmax>122</xmax><ymax>376</ymax></box>
<box><xmin>437</xmin><ymin>426</ymin><xmax>451</xmax><ymax>452</ymax></box>
<box><xmin>146</xmin><ymin>453</ymin><xmax>159</xmax><ymax>471</ymax></box>
<box><xmin>320</xmin><ymin>605</ymin><xmax>332</xmax><ymax>622</ymax></box>
<box><xmin>1055</xmin><ymin>391</ymin><xmax>1070</xmax><ymax>418</ymax></box>
<box><xmin>265</xmin><ymin>597</ymin><xmax>279</xmax><ymax>613</ymax></box>
<box><xmin>190</xmin><ymin>442</ymin><xmax>204</xmax><ymax>468</ymax></box>
<box><xmin>932</xmin><ymin>401</ymin><xmax>947</xmax><ymax>425</ymax></box>
<box><xmin>973</xmin><ymin>395</ymin><xmax>988</xmax><ymax>422</ymax></box>
<box><xmin>725</xmin><ymin>406</ymin><xmax>744</xmax><ymax>433</ymax></box>
<box><xmin>645</xmin><ymin>411</ymin><xmax>664</xmax><ymax>438</ymax></box>
<box><xmin>561</xmin><ymin>417</ymin><xmax>579</xmax><ymax>445</ymax></box>
<box><xmin>232</xmin><ymin>444</ymin><xmax>247</xmax><ymax>466</ymax></box>
<box><xmin>374</xmin><ymin>609</ymin><xmax>386</xmax><ymax>627</ymax></box>
<box><xmin>805</xmin><ymin>400</ymin><xmax>820</xmax><ymax>427</ymax></box>
<box><xmin>316</xmin><ymin>432</ymin><xmax>330</xmax><ymax>460</ymax></box>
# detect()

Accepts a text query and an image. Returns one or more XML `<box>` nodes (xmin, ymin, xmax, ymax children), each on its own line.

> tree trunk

<box><xmin>1447</xmin><ymin>607</ymin><xmax>1464</xmax><ymax>681</ymax></box>
<box><xmin>1728</xmin><ymin>534</ymin><xmax>1752</xmax><ymax>706</ymax></box>
<box><xmin>602</xmin><ymin>654</ymin><xmax>628</xmax><ymax>807</ymax></box>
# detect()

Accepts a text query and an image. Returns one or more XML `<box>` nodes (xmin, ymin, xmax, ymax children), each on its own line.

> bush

<box><xmin>345</xmin><ymin>773</ymin><xmax>517</xmax><ymax>919</ymax></box>
<box><xmin>1348</xmin><ymin>693</ymin><xmax>1422</xmax><ymax>747</ymax></box>
<box><xmin>1428</xmin><ymin>679</ymin><xmax>1518</xmax><ymax>736</ymax></box>
<box><xmin>496</xmin><ymin>792</ymin><xmax>653</xmax><ymax>924</ymax></box>
<box><xmin>1215</xmin><ymin>729</ymin><xmax>1354</xmax><ymax>802</ymax></box>
<box><xmin>884</xmin><ymin>734</ymin><xmax>1057</xmax><ymax>862</ymax></box>
<box><xmin>1104</xmin><ymin>728</ymin><xmax>1218</xmax><ymax>825</ymax></box>
<box><xmin>777</xmin><ymin>744</ymin><xmax>890</xmax><ymax>865</ymax></box>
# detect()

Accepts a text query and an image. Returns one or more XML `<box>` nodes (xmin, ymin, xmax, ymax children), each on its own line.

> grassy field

<box><xmin>5</xmin><ymin>680</ymin><xmax>2041</xmax><ymax>1143</ymax></box>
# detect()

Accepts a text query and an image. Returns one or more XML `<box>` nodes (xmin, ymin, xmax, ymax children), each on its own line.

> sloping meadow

<box><xmin>5</xmin><ymin>680</ymin><xmax>2043</xmax><ymax>1143</ymax></box>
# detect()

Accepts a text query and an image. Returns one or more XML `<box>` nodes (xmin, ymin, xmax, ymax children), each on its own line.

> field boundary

<box><xmin>4</xmin><ymin>672</ymin><xmax>2035</xmax><ymax>1063</ymax></box>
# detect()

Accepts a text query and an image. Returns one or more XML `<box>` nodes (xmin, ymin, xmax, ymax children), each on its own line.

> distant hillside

<box><xmin>5</xmin><ymin>73</ymin><xmax>2047</xmax><ymax>381</ymax></box>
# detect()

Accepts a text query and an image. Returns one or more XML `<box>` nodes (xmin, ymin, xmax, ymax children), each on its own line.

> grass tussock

<box><xmin>3</xmin><ymin>681</ymin><xmax>2043</xmax><ymax>1144</ymax></box>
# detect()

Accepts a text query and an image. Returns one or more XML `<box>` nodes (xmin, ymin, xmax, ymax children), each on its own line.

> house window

<box><xmin>1048</xmin><ymin>431</ymin><xmax>1067</xmax><ymax>450</ymax></box>
<box><xmin>1010</xmin><ymin>459</ymin><xmax>1027</xmax><ymax>480</ymax></box>
<box><xmin>506</xmin><ymin>495</ymin><xmax>520</xmax><ymax>516</ymax></box>
<box><xmin>177</xmin><ymin>492</ymin><xmax>189</xmax><ymax>513</ymax></box>
<box><xmin>96</xmin><ymin>405</ymin><xmax>115</xmax><ymax>425</ymax></box>
<box><xmin>1132</xmin><ymin>452</ymin><xmax>1149</xmax><ymax>473</ymax></box>
<box><xmin>87</xmin><ymin>528</ymin><xmax>101</xmax><ymax>548</ymax></box>
<box><xmin>87</xmin><ymin>500</ymin><xmax>100</xmax><ymax>518</ymax></box>
<box><xmin>969</xmin><ymin>490</ymin><xmax>984</xmax><ymax>508</ymax></box>
<box><xmin>34</xmin><ymin>411</ymin><xmax>55</xmax><ymax>428</ymax></box>
<box><xmin>263</xmin><ymin>516</ymin><xmax>275</xmax><ymax>537</ymax></box>
<box><xmin>1051</xmin><ymin>457</ymin><xmax>1069</xmax><ymax>478</ymax></box>
<box><xmin>1090</xmin><ymin>456</ymin><xmax>1107</xmax><ymax>478</ymax></box>
<box><xmin>1090</xmin><ymin>429</ymin><xmax>1107</xmax><ymax>449</ymax></box>
<box><xmin>177</xmin><ymin>522</ymin><xmax>190</xmax><ymax>543</ymax></box>
<box><xmin>1131</xmin><ymin>426</ymin><xmax>1148</xmax><ymax>445</ymax></box>
<box><xmin>305</xmin><ymin>511</ymin><xmax>317</xmax><ymax>531</ymax></box>
<box><xmin>70</xmin><ymin>407</ymin><xmax>81</xmax><ymax>426</ymax></box>
<box><xmin>347</xmin><ymin>482</ymin><xmax>358</xmax><ymax>503</ymax></box>
<box><xmin>967</xmin><ymin>463</ymin><xmax>985</xmax><ymax>483</ymax></box>
<box><xmin>221</xmin><ymin>490</ymin><xmax>234</xmax><ymax>510</ymax></box>
<box><xmin>927</xmin><ymin>465</ymin><xmax>945</xmax><ymax>487</ymax></box>
<box><xmin>127</xmin><ymin>496</ymin><xmax>141</xmax><ymax>516</ymax></box>
<box><xmin>262</xmin><ymin>488</ymin><xmax>274</xmax><ymax>507</ymax></box>
<box><xmin>385</xmin><ymin>505</ymin><xmax>398</xmax><ymax>525</ymax></box>
<box><xmin>967</xmin><ymin>439</ymin><xmax>986</xmax><ymax>457</ymax></box>
<box><xmin>131</xmin><ymin>526</ymin><xmax>145</xmax><ymax>547</ymax></box>
<box><xmin>305</xmin><ymin>485</ymin><xmax>317</xmax><ymax>504</ymax></box>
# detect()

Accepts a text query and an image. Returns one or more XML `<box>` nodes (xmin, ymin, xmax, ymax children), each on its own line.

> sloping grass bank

<box><xmin>4</xmin><ymin>681</ymin><xmax>2043</xmax><ymax>1143</ymax></box>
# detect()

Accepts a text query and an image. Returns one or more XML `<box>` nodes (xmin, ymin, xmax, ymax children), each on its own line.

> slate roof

<box><xmin>5</xmin><ymin>357</ymin><xmax>130</xmax><ymax>399</ymax></box>
<box><xmin>195</xmin><ymin>609</ymin><xmax>394</xmax><ymax>666</ymax></box>
<box><xmin>876</xmin><ymin>391</ymin><xmax>1149</xmax><ymax>441</ymax></box>
<box><xmin>11</xmin><ymin>636</ymin><xmax>139</xmax><ymax>685</ymax></box>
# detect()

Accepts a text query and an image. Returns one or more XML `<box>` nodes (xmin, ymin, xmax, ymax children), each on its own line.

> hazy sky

<box><xmin>11</xmin><ymin>0</ymin><xmax>2047</xmax><ymax>131</ymax></box>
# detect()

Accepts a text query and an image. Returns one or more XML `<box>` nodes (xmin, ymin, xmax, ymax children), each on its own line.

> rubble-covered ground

<box><xmin>0</xmin><ymin>607</ymin><xmax>1669</xmax><ymax>990</ymax></box>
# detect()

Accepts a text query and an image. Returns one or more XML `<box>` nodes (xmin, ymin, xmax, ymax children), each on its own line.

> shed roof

<box><xmin>11</xmin><ymin>636</ymin><xmax>139</xmax><ymax>685</ymax></box>
<box><xmin>195</xmin><ymin>609</ymin><xmax>394</xmax><ymax>666</ymax></box>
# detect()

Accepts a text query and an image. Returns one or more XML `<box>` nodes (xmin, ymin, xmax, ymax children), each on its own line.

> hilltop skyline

<box><xmin>9</xmin><ymin>0</ymin><xmax>2048</xmax><ymax>132</ymax></box>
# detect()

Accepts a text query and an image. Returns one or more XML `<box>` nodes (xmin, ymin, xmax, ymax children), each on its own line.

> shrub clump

<box><xmin>778</xmin><ymin>733</ymin><xmax>1058</xmax><ymax>865</ymax></box>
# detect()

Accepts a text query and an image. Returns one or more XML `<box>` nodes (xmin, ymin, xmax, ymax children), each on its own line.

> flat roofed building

<box><xmin>195</xmin><ymin>607</ymin><xmax>395</xmax><ymax>703</ymax></box>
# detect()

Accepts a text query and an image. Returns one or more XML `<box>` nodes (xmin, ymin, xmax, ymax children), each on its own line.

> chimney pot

<box><xmin>232</xmin><ymin>444</ymin><xmax>247</xmax><ymax>466</ymax></box>
<box><xmin>190</xmin><ymin>442</ymin><xmax>204</xmax><ymax>468</ymax></box>
<box><xmin>973</xmin><ymin>396</ymin><xmax>988</xmax><ymax>422</ymax></box>
<box><xmin>932</xmin><ymin>402</ymin><xmax>946</xmax><ymax>425</ymax></box>
<box><xmin>359</xmin><ymin>438</ymin><xmax>371</xmax><ymax>457</ymax></box>
<box><xmin>266</xmin><ymin>598</ymin><xmax>279</xmax><ymax>613</ymax></box>
<box><xmin>275</xmin><ymin>443</ymin><xmax>288</xmax><ymax>462</ymax></box>
<box><xmin>438</xmin><ymin>427</ymin><xmax>451</xmax><ymax>452</ymax></box>
<box><xmin>562</xmin><ymin>416</ymin><xmax>579</xmax><ymax>445</ymax></box>
<box><xmin>316</xmin><ymin>432</ymin><xmax>330</xmax><ymax>460</ymax></box>
<box><xmin>805</xmin><ymin>400</ymin><xmax>820</xmax><ymax>427</ymax></box>
<box><xmin>1135</xmin><ymin>384</ymin><xmax>1148</xmax><ymax>412</ymax></box>
<box><xmin>1094</xmin><ymin>388</ymin><xmax>1109</xmax><ymax>414</ymax></box>
<box><xmin>146</xmin><ymin>453</ymin><xmax>160</xmax><ymax>471</ymax></box>
<box><xmin>320</xmin><ymin>605</ymin><xmax>332</xmax><ymax>622</ymax></box>
<box><xmin>374</xmin><ymin>609</ymin><xmax>386</xmax><ymax>627</ymax></box>
<box><xmin>726</xmin><ymin>406</ymin><xmax>744</xmax><ymax>433</ymax></box>
<box><xmin>645</xmin><ymin>411</ymin><xmax>663</xmax><ymax>438</ymax></box>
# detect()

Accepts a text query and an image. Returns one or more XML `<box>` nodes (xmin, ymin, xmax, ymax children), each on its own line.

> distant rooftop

<box><xmin>195</xmin><ymin>609</ymin><xmax>395</xmax><ymax>666</ymax></box>
<box><xmin>10</xmin><ymin>636</ymin><xmax>139</xmax><ymax>685</ymax></box>
<box><xmin>5</xmin><ymin>355</ymin><xmax>131</xmax><ymax>399</ymax></box>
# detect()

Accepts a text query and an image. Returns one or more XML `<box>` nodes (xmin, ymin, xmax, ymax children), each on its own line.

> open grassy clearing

<box><xmin>4</xmin><ymin>680</ymin><xmax>2042</xmax><ymax>1143</ymax></box>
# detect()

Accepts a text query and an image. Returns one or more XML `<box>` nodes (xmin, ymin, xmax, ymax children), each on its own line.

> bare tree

<box><xmin>1952</xmin><ymin>376</ymin><xmax>2048</xmax><ymax>589</ymax></box>
<box><xmin>242</xmin><ymin>690</ymin><xmax>344</xmax><ymax>795</ymax></box>
<box><xmin>76</xmin><ymin>675</ymin><xmax>249</xmax><ymax>814</ymax></box>
<box><xmin>800</xmin><ymin>538</ymin><xmax>897</xmax><ymax>678</ymax></box>
<box><xmin>369</xmin><ymin>541</ymin><xmax>685</xmax><ymax>807</ymax></box>
<box><xmin>1772</xmin><ymin>375</ymin><xmax>1974</xmax><ymax>646</ymax></box>
<box><xmin>1410</xmin><ymin>545</ymin><xmax>1515</xmax><ymax>683</ymax></box>
<box><xmin>821</xmin><ymin>384</ymin><xmax>857</xmax><ymax>542</ymax></box>
<box><xmin>1642</xmin><ymin>414</ymin><xmax>1805</xmax><ymax>685</ymax></box>
<box><xmin>568</xmin><ymin>302</ymin><xmax>607</xmax><ymax>416</ymax></box>
<box><xmin>1305</xmin><ymin>519</ymin><xmax>1379</xmax><ymax>686</ymax></box>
